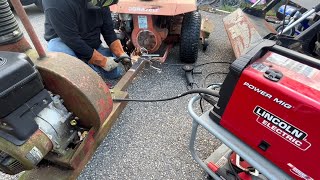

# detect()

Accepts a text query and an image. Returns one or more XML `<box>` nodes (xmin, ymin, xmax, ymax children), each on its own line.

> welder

<box><xmin>42</xmin><ymin>0</ymin><xmax>131</xmax><ymax>80</ymax></box>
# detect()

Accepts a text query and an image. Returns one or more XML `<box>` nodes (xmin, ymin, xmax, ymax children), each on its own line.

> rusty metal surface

<box><xmin>68</xmin><ymin>91</ymin><xmax>128</xmax><ymax>179</ymax></box>
<box><xmin>152</xmin><ymin>44</ymin><xmax>173</xmax><ymax>63</ymax></box>
<box><xmin>31</xmin><ymin>52</ymin><xmax>113</xmax><ymax>129</ymax></box>
<box><xmin>0</xmin><ymin>36</ymin><xmax>31</xmax><ymax>52</ymax></box>
<box><xmin>110</xmin><ymin>0</ymin><xmax>197</xmax><ymax>16</ymax></box>
<box><xmin>10</xmin><ymin>0</ymin><xmax>46</xmax><ymax>58</ymax></box>
<box><xmin>0</xmin><ymin>130</ymin><xmax>52</xmax><ymax>173</ymax></box>
<box><xmin>223</xmin><ymin>9</ymin><xmax>276</xmax><ymax>58</ymax></box>
<box><xmin>114</xmin><ymin>58</ymin><xmax>148</xmax><ymax>91</ymax></box>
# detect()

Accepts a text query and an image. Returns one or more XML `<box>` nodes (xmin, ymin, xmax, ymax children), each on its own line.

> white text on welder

<box><xmin>243</xmin><ymin>82</ymin><xmax>292</xmax><ymax>109</ymax></box>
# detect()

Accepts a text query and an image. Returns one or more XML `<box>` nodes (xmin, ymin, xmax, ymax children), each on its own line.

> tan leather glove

<box><xmin>89</xmin><ymin>49</ymin><xmax>118</xmax><ymax>71</ymax></box>
<box><xmin>110</xmin><ymin>40</ymin><xmax>132</xmax><ymax>71</ymax></box>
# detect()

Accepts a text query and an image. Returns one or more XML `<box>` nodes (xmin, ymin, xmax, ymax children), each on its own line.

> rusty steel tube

<box><xmin>10</xmin><ymin>0</ymin><xmax>46</xmax><ymax>58</ymax></box>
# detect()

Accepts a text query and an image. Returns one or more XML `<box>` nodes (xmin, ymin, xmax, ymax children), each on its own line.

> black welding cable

<box><xmin>195</xmin><ymin>61</ymin><xmax>231</xmax><ymax>68</ymax></box>
<box><xmin>113</xmin><ymin>88</ymin><xmax>220</xmax><ymax>102</ymax></box>
<box><xmin>202</xmin><ymin>72</ymin><xmax>228</xmax><ymax>88</ymax></box>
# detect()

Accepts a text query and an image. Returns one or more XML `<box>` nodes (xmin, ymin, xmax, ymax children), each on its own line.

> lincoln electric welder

<box><xmin>209</xmin><ymin>40</ymin><xmax>320</xmax><ymax>179</ymax></box>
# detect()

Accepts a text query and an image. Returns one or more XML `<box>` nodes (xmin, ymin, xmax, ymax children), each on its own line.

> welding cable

<box><xmin>161</xmin><ymin>61</ymin><xmax>231</xmax><ymax>68</ymax></box>
<box><xmin>199</xmin><ymin>83</ymin><xmax>222</xmax><ymax>112</ymax></box>
<box><xmin>202</xmin><ymin>72</ymin><xmax>229</xmax><ymax>88</ymax></box>
<box><xmin>194</xmin><ymin>61</ymin><xmax>231</xmax><ymax>68</ymax></box>
<box><xmin>112</xmin><ymin>88</ymin><xmax>220</xmax><ymax>102</ymax></box>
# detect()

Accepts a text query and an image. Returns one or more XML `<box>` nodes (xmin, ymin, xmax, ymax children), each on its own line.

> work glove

<box><xmin>89</xmin><ymin>49</ymin><xmax>119</xmax><ymax>71</ymax></box>
<box><xmin>117</xmin><ymin>53</ymin><xmax>132</xmax><ymax>71</ymax></box>
<box><xmin>110</xmin><ymin>40</ymin><xmax>132</xmax><ymax>71</ymax></box>
<box><xmin>102</xmin><ymin>57</ymin><xmax>119</xmax><ymax>72</ymax></box>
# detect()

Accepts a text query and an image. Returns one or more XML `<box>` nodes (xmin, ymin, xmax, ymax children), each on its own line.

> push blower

<box><xmin>0</xmin><ymin>52</ymin><xmax>77</xmax><ymax>175</ymax></box>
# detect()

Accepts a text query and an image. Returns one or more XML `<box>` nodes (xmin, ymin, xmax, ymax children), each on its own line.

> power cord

<box><xmin>113</xmin><ymin>88</ymin><xmax>220</xmax><ymax>102</ymax></box>
<box><xmin>202</xmin><ymin>72</ymin><xmax>228</xmax><ymax>88</ymax></box>
<box><xmin>162</xmin><ymin>61</ymin><xmax>231</xmax><ymax>68</ymax></box>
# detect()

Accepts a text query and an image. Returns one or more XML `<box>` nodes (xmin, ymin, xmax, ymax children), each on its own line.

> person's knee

<box><xmin>47</xmin><ymin>38</ymin><xmax>77</xmax><ymax>57</ymax></box>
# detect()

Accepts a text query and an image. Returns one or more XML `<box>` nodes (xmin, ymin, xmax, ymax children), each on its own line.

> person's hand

<box><xmin>89</xmin><ymin>50</ymin><xmax>119</xmax><ymax>72</ymax></box>
<box><xmin>109</xmin><ymin>40</ymin><xmax>132</xmax><ymax>71</ymax></box>
<box><xmin>102</xmin><ymin>57</ymin><xmax>119</xmax><ymax>72</ymax></box>
<box><xmin>118</xmin><ymin>53</ymin><xmax>132</xmax><ymax>71</ymax></box>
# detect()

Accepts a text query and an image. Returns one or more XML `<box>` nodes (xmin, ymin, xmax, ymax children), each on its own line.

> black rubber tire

<box><xmin>180</xmin><ymin>11</ymin><xmax>201</xmax><ymax>63</ymax></box>
<box><xmin>35</xmin><ymin>0</ymin><xmax>43</xmax><ymax>12</ymax></box>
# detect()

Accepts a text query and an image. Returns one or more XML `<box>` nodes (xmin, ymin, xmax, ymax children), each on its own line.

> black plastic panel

<box><xmin>0</xmin><ymin>90</ymin><xmax>52</xmax><ymax>145</ymax></box>
<box><xmin>0</xmin><ymin>51</ymin><xmax>44</xmax><ymax>118</ymax></box>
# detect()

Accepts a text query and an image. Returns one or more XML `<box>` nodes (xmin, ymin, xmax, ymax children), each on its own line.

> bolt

<box><xmin>43</xmin><ymin>99</ymin><xmax>48</xmax><ymax>104</ymax></box>
<box><xmin>2</xmin><ymin>123</ymin><xmax>7</xmax><ymax>126</ymax></box>
<box><xmin>12</xmin><ymin>30</ymin><xmax>19</xmax><ymax>36</ymax></box>
<box><xmin>70</xmin><ymin>119</ymin><xmax>77</xmax><ymax>126</ymax></box>
<box><xmin>56</xmin><ymin>145</ymin><xmax>60</xmax><ymax>149</ymax></box>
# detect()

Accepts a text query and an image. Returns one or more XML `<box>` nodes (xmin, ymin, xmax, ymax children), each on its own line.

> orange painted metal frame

<box><xmin>110</xmin><ymin>0</ymin><xmax>197</xmax><ymax>16</ymax></box>
<box><xmin>131</xmin><ymin>15</ymin><xmax>168</xmax><ymax>53</ymax></box>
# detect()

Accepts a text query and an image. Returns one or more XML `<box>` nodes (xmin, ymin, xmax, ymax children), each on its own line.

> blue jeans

<box><xmin>47</xmin><ymin>38</ymin><xmax>122</xmax><ymax>80</ymax></box>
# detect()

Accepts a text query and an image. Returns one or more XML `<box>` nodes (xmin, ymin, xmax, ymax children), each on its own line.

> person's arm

<box><xmin>45</xmin><ymin>8</ymin><xmax>119</xmax><ymax>71</ymax></box>
<box><xmin>100</xmin><ymin>7</ymin><xmax>132</xmax><ymax>71</ymax></box>
<box><xmin>45</xmin><ymin>8</ymin><xmax>94</xmax><ymax>60</ymax></box>
<box><xmin>100</xmin><ymin>7</ymin><xmax>118</xmax><ymax>46</ymax></box>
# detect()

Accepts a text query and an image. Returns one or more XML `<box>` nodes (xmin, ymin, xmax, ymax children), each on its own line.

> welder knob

<box><xmin>264</xmin><ymin>69</ymin><xmax>283</xmax><ymax>82</ymax></box>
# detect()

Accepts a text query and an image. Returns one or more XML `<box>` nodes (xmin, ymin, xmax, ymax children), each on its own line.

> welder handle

<box><xmin>271</xmin><ymin>45</ymin><xmax>320</xmax><ymax>69</ymax></box>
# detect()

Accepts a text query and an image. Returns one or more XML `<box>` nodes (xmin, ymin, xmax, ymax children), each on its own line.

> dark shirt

<box><xmin>43</xmin><ymin>0</ymin><xmax>117</xmax><ymax>60</ymax></box>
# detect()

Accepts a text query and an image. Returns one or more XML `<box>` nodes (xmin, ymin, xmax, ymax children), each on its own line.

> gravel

<box><xmin>2</xmin><ymin>5</ymin><xmax>235</xmax><ymax>180</ymax></box>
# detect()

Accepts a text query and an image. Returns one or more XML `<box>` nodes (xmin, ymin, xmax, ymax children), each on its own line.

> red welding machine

<box><xmin>210</xmin><ymin>41</ymin><xmax>320</xmax><ymax>180</ymax></box>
